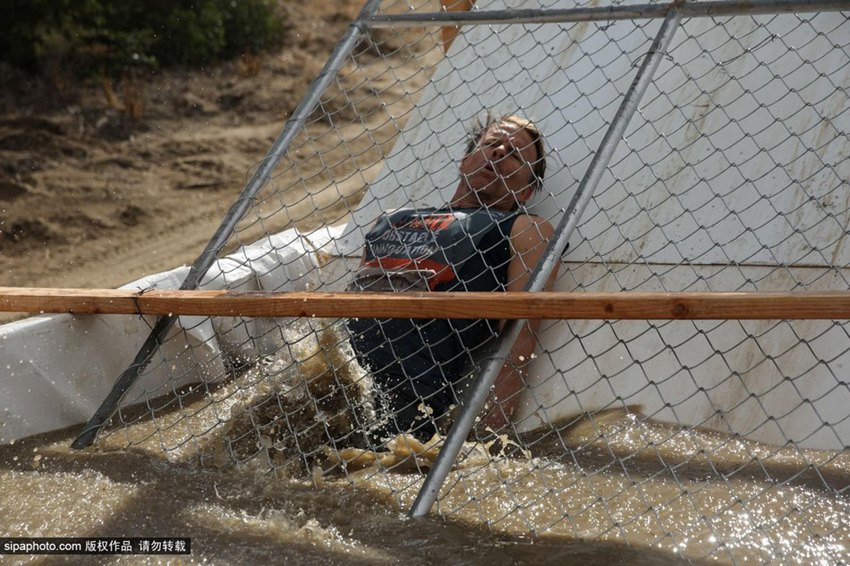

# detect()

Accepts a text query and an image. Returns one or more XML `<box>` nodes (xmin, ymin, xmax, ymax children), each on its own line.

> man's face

<box><xmin>459</xmin><ymin>121</ymin><xmax>538</xmax><ymax>210</ymax></box>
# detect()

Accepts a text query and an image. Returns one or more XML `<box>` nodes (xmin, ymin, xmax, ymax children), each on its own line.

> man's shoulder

<box><xmin>511</xmin><ymin>213</ymin><xmax>554</xmax><ymax>232</ymax></box>
<box><xmin>509</xmin><ymin>213</ymin><xmax>555</xmax><ymax>250</ymax></box>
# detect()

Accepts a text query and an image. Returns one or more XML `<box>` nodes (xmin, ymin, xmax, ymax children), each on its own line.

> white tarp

<box><xmin>0</xmin><ymin>227</ymin><xmax>322</xmax><ymax>444</ymax></box>
<box><xmin>331</xmin><ymin>0</ymin><xmax>850</xmax><ymax>449</ymax></box>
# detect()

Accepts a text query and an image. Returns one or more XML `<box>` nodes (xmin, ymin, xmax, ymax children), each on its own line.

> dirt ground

<box><xmin>0</xmin><ymin>2</ymin><xmax>442</xmax><ymax>321</ymax></box>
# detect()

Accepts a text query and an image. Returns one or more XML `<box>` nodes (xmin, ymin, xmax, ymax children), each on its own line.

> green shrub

<box><xmin>0</xmin><ymin>0</ymin><xmax>286</xmax><ymax>77</ymax></box>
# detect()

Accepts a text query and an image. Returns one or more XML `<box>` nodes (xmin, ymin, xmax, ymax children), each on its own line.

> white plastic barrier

<box><xmin>0</xmin><ymin>227</ymin><xmax>320</xmax><ymax>444</ymax></box>
<box><xmin>327</xmin><ymin>0</ymin><xmax>850</xmax><ymax>450</ymax></box>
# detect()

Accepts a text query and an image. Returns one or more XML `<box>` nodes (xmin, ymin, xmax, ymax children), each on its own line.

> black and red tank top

<box><xmin>347</xmin><ymin>207</ymin><xmax>521</xmax><ymax>408</ymax></box>
<box><xmin>350</xmin><ymin>207</ymin><xmax>517</xmax><ymax>293</ymax></box>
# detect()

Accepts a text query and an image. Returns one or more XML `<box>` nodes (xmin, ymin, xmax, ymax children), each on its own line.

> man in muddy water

<box><xmin>347</xmin><ymin>114</ymin><xmax>557</xmax><ymax>443</ymax></box>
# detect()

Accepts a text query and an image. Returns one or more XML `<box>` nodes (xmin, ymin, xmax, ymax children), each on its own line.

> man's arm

<box><xmin>482</xmin><ymin>213</ymin><xmax>557</xmax><ymax>431</ymax></box>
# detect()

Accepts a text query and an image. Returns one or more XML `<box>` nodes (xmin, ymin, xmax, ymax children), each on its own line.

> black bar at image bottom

<box><xmin>0</xmin><ymin>538</ymin><xmax>191</xmax><ymax>555</ymax></box>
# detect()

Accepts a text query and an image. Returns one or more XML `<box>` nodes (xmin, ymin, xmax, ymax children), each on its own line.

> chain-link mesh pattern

<box><xmin>92</xmin><ymin>1</ymin><xmax>849</xmax><ymax>562</ymax></box>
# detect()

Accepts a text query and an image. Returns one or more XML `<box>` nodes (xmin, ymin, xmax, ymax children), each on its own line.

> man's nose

<box><xmin>487</xmin><ymin>141</ymin><xmax>508</xmax><ymax>161</ymax></box>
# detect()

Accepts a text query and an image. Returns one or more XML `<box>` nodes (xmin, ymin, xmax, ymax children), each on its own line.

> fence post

<box><xmin>71</xmin><ymin>0</ymin><xmax>384</xmax><ymax>449</ymax></box>
<box><xmin>409</xmin><ymin>5</ymin><xmax>685</xmax><ymax>518</ymax></box>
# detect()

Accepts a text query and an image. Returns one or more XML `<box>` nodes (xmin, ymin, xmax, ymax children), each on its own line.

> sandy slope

<box><xmin>0</xmin><ymin>2</ymin><xmax>441</xmax><ymax>321</ymax></box>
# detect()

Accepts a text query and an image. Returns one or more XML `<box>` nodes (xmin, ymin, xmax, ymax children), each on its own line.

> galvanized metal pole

<box><xmin>409</xmin><ymin>6</ymin><xmax>685</xmax><ymax>518</ymax></box>
<box><xmin>71</xmin><ymin>0</ymin><xmax>383</xmax><ymax>449</ymax></box>
<box><xmin>366</xmin><ymin>0</ymin><xmax>845</xmax><ymax>27</ymax></box>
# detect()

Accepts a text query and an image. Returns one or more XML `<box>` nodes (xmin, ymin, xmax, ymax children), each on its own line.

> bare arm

<box><xmin>482</xmin><ymin>213</ymin><xmax>557</xmax><ymax>432</ymax></box>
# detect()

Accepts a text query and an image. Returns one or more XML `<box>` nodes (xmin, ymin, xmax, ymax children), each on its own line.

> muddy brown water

<box><xmin>1</xmin><ymin>322</ymin><xmax>848</xmax><ymax>565</ymax></box>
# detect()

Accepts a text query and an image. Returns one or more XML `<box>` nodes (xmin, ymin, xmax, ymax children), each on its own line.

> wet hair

<box><xmin>464</xmin><ymin>112</ymin><xmax>547</xmax><ymax>193</ymax></box>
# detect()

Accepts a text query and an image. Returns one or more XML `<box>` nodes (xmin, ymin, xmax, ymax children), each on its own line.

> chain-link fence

<box><xmin>78</xmin><ymin>0</ymin><xmax>849</xmax><ymax>562</ymax></box>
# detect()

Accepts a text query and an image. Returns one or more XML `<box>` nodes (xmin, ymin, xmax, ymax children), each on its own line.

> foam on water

<box><xmin>1</xmin><ymin>320</ymin><xmax>847</xmax><ymax>564</ymax></box>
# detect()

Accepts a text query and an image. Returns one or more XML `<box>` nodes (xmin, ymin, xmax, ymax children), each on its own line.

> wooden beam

<box><xmin>1</xmin><ymin>287</ymin><xmax>849</xmax><ymax>320</ymax></box>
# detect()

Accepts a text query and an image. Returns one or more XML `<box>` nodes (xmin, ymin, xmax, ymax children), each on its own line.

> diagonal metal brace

<box><xmin>71</xmin><ymin>0</ymin><xmax>383</xmax><ymax>449</ymax></box>
<box><xmin>409</xmin><ymin>6</ymin><xmax>685</xmax><ymax>517</ymax></box>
